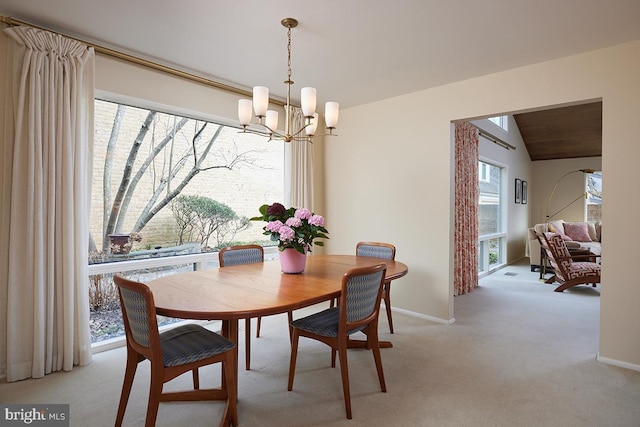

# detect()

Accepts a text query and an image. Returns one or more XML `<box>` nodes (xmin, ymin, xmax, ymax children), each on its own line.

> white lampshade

<box><xmin>265</xmin><ymin>110</ymin><xmax>279</xmax><ymax>132</ymax></box>
<box><xmin>325</xmin><ymin>102</ymin><xmax>339</xmax><ymax>128</ymax></box>
<box><xmin>238</xmin><ymin>99</ymin><xmax>253</xmax><ymax>126</ymax></box>
<box><xmin>253</xmin><ymin>86</ymin><xmax>269</xmax><ymax>117</ymax></box>
<box><xmin>305</xmin><ymin>113</ymin><xmax>319</xmax><ymax>136</ymax></box>
<box><xmin>301</xmin><ymin>87</ymin><xmax>317</xmax><ymax>117</ymax></box>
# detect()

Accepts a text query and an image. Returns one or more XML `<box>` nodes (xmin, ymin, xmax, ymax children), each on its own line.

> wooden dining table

<box><xmin>146</xmin><ymin>254</ymin><xmax>408</xmax><ymax>419</ymax></box>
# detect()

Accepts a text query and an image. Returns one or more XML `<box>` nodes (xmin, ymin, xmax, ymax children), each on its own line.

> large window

<box><xmin>478</xmin><ymin>161</ymin><xmax>506</xmax><ymax>275</ymax></box>
<box><xmin>89</xmin><ymin>98</ymin><xmax>284</xmax><ymax>345</ymax></box>
<box><xmin>586</xmin><ymin>171</ymin><xmax>602</xmax><ymax>221</ymax></box>
<box><xmin>91</xmin><ymin>99</ymin><xmax>284</xmax><ymax>259</ymax></box>
<box><xmin>488</xmin><ymin>115</ymin><xmax>508</xmax><ymax>131</ymax></box>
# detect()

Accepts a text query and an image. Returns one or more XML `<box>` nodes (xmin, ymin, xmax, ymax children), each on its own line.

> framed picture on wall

<box><xmin>515</xmin><ymin>178</ymin><xmax>522</xmax><ymax>203</ymax></box>
<box><xmin>521</xmin><ymin>181</ymin><xmax>528</xmax><ymax>204</ymax></box>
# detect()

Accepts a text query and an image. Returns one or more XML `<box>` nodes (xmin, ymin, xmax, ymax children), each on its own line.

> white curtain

<box><xmin>287</xmin><ymin>106</ymin><xmax>315</xmax><ymax>209</ymax></box>
<box><xmin>1</xmin><ymin>26</ymin><xmax>94</xmax><ymax>381</ymax></box>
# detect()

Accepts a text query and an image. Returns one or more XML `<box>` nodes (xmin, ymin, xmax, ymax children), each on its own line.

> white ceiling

<box><xmin>1</xmin><ymin>0</ymin><xmax>640</xmax><ymax>109</ymax></box>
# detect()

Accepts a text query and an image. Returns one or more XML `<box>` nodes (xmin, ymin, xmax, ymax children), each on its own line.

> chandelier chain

<box><xmin>286</xmin><ymin>26</ymin><xmax>293</xmax><ymax>84</ymax></box>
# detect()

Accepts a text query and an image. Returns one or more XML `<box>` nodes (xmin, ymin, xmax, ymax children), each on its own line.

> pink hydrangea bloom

<box><xmin>308</xmin><ymin>215</ymin><xmax>325</xmax><ymax>227</ymax></box>
<box><xmin>266</xmin><ymin>220</ymin><xmax>284</xmax><ymax>232</ymax></box>
<box><xmin>278</xmin><ymin>225</ymin><xmax>295</xmax><ymax>241</ymax></box>
<box><xmin>294</xmin><ymin>208</ymin><xmax>312</xmax><ymax>220</ymax></box>
<box><xmin>286</xmin><ymin>217</ymin><xmax>302</xmax><ymax>228</ymax></box>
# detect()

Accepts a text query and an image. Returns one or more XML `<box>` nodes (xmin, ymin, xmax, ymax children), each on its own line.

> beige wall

<box><xmin>325</xmin><ymin>40</ymin><xmax>640</xmax><ymax>369</ymax></box>
<box><xmin>95</xmin><ymin>55</ymin><xmax>244</xmax><ymax>124</ymax></box>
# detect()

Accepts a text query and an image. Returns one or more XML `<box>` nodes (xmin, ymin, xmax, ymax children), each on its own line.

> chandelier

<box><xmin>237</xmin><ymin>18</ymin><xmax>339</xmax><ymax>143</ymax></box>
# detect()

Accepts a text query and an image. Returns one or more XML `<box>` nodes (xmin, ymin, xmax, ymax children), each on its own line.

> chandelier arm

<box><xmin>289</xmin><ymin>122</ymin><xmax>313</xmax><ymax>138</ymax></box>
<box><xmin>239</xmin><ymin>125</ymin><xmax>284</xmax><ymax>140</ymax></box>
<box><xmin>289</xmin><ymin>131</ymin><xmax>339</xmax><ymax>142</ymax></box>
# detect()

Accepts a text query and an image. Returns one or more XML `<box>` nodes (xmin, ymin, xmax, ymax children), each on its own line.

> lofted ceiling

<box><xmin>514</xmin><ymin>102</ymin><xmax>603</xmax><ymax>161</ymax></box>
<box><xmin>0</xmin><ymin>1</ymin><xmax>633</xmax><ymax>161</ymax></box>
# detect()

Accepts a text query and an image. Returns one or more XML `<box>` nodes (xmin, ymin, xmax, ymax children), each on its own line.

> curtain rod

<box><xmin>476</xmin><ymin>127</ymin><xmax>516</xmax><ymax>151</ymax></box>
<box><xmin>0</xmin><ymin>15</ymin><xmax>287</xmax><ymax>108</ymax></box>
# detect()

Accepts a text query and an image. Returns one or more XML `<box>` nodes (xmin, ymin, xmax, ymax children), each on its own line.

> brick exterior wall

<box><xmin>91</xmin><ymin>100</ymin><xmax>284</xmax><ymax>252</ymax></box>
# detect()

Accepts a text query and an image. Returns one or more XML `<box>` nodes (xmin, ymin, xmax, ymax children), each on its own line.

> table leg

<box><xmin>221</xmin><ymin>319</ymin><xmax>239</xmax><ymax>411</ymax></box>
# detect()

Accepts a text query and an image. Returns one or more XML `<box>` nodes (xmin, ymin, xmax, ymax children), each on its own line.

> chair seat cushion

<box><xmin>567</xmin><ymin>262</ymin><xmax>601</xmax><ymax>281</ymax></box>
<box><xmin>160</xmin><ymin>324</ymin><xmax>235</xmax><ymax>367</ymax></box>
<box><xmin>290</xmin><ymin>308</ymin><xmax>365</xmax><ymax>337</ymax></box>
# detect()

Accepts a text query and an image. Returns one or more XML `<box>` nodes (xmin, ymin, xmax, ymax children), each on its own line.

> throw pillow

<box><xmin>563</xmin><ymin>222</ymin><xmax>592</xmax><ymax>242</ymax></box>
<box><xmin>564</xmin><ymin>221</ymin><xmax>598</xmax><ymax>241</ymax></box>
<box><xmin>549</xmin><ymin>219</ymin><xmax>573</xmax><ymax>241</ymax></box>
<box><xmin>586</xmin><ymin>222</ymin><xmax>598</xmax><ymax>241</ymax></box>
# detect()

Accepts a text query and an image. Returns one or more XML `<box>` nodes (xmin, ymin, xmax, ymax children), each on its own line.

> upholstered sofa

<box><xmin>527</xmin><ymin>219</ymin><xmax>602</xmax><ymax>271</ymax></box>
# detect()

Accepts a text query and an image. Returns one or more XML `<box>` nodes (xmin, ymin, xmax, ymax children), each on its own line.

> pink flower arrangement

<box><xmin>251</xmin><ymin>203</ymin><xmax>329</xmax><ymax>254</ymax></box>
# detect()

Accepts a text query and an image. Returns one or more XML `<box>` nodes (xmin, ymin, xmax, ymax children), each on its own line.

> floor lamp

<box><xmin>540</xmin><ymin>168</ymin><xmax>595</xmax><ymax>280</ymax></box>
<box><xmin>545</xmin><ymin>168</ymin><xmax>595</xmax><ymax>223</ymax></box>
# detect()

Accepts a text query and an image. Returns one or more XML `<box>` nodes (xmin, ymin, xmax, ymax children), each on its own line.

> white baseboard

<box><xmin>388</xmin><ymin>305</ymin><xmax>454</xmax><ymax>325</ymax></box>
<box><xmin>596</xmin><ymin>354</ymin><xmax>640</xmax><ymax>372</ymax></box>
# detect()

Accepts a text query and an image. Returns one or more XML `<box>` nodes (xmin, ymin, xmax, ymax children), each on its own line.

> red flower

<box><xmin>267</xmin><ymin>202</ymin><xmax>286</xmax><ymax>217</ymax></box>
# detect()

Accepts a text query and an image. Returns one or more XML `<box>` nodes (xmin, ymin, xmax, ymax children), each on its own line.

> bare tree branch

<box><xmin>132</xmin><ymin>125</ymin><xmax>223</xmax><ymax>231</ymax></box>
<box><xmin>98</xmin><ymin>105</ymin><xmax>128</xmax><ymax>251</ymax></box>
<box><xmin>104</xmin><ymin>110</ymin><xmax>156</xmax><ymax>247</ymax></box>
<box><xmin>114</xmin><ymin>117</ymin><xmax>188</xmax><ymax>231</ymax></box>
<box><xmin>103</xmin><ymin>104</ymin><xmax>126</xmax><ymax>235</ymax></box>
<box><xmin>95</xmin><ymin>99</ymin><xmax>269</xmax><ymax>252</ymax></box>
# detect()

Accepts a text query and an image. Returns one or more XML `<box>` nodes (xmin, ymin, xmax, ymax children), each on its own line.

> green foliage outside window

<box><xmin>171</xmin><ymin>195</ymin><xmax>250</xmax><ymax>249</ymax></box>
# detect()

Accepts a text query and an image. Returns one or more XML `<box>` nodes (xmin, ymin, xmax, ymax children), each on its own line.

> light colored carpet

<box><xmin>2</xmin><ymin>260</ymin><xmax>639</xmax><ymax>426</ymax></box>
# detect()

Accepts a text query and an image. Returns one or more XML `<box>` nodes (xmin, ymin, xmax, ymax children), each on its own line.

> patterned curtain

<box><xmin>454</xmin><ymin>122</ymin><xmax>479</xmax><ymax>296</ymax></box>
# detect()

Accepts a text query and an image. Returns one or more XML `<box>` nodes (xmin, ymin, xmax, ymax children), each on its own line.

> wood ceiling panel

<box><xmin>514</xmin><ymin>102</ymin><xmax>602</xmax><ymax>161</ymax></box>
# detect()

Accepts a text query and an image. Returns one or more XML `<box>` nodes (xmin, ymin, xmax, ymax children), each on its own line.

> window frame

<box><xmin>478</xmin><ymin>159</ymin><xmax>507</xmax><ymax>276</ymax></box>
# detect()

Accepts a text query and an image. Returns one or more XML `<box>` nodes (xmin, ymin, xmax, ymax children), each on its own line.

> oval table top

<box><xmin>146</xmin><ymin>254</ymin><xmax>408</xmax><ymax>321</ymax></box>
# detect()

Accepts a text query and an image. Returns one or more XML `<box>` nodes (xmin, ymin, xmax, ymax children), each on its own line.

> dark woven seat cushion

<box><xmin>290</xmin><ymin>308</ymin><xmax>365</xmax><ymax>337</ymax></box>
<box><xmin>160</xmin><ymin>324</ymin><xmax>235</xmax><ymax>367</ymax></box>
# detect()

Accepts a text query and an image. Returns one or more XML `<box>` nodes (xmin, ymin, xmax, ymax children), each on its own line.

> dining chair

<box><xmin>218</xmin><ymin>244</ymin><xmax>264</xmax><ymax>370</ymax></box>
<box><xmin>288</xmin><ymin>263</ymin><xmax>388</xmax><ymax>420</ymax></box>
<box><xmin>113</xmin><ymin>275</ymin><xmax>237</xmax><ymax>427</ymax></box>
<box><xmin>356</xmin><ymin>241</ymin><xmax>397</xmax><ymax>333</ymax></box>
<box><xmin>537</xmin><ymin>232</ymin><xmax>601</xmax><ymax>292</ymax></box>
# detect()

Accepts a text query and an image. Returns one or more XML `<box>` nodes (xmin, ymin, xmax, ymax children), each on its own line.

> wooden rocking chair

<box><xmin>537</xmin><ymin>231</ymin><xmax>601</xmax><ymax>292</ymax></box>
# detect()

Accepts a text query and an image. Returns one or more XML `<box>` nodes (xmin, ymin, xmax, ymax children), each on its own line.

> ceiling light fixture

<box><xmin>237</xmin><ymin>18</ymin><xmax>339</xmax><ymax>143</ymax></box>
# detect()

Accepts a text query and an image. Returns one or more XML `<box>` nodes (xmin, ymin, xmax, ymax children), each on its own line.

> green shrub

<box><xmin>171</xmin><ymin>195</ymin><xmax>250</xmax><ymax>249</ymax></box>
